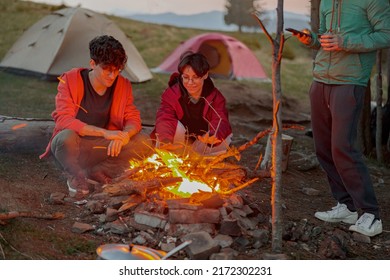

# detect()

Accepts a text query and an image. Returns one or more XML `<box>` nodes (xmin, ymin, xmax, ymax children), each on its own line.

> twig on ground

<box><xmin>0</xmin><ymin>233</ymin><xmax>33</xmax><ymax>259</ymax></box>
<box><xmin>0</xmin><ymin>211</ymin><xmax>65</xmax><ymax>221</ymax></box>
<box><xmin>0</xmin><ymin>238</ymin><xmax>5</xmax><ymax>259</ymax></box>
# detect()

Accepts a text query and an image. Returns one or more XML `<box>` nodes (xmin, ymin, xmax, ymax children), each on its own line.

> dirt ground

<box><xmin>0</xmin><ymin>83</ymin><xmax>389</xmax><ymax>260</ymax></box>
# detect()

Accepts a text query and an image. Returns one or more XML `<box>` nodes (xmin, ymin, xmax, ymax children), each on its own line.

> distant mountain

<box><xmin>265</xmin><ymin>10</ymin><xmax>310</xmax><ymax>32</ymax></box>
<box><xmin>117</xmin><ymin>10</ymin><xmax>310</xmax><ymax>33</ymax></box>
<box><xmin>121</xmin><ymin>11</ymin><xmax>236</xmax><ymax>32</ymax></box>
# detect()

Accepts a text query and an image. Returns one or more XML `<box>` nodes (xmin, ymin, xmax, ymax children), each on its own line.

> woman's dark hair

<box><xmin>178</xmin><ymin>51</ymin><xmax>210</xmax><ymax>77</ymax></box>
<box><xmin>89</xmin><ymin>35</ymin><xmax>127</xmax><ymax>70</ymax></box>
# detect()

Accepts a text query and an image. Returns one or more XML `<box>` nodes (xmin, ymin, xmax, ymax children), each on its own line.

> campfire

<box><xmin>79</xmin><ymin>128</ymin><xmax>300</xmax><ymax>259</ymax></box>
<box><xmin>102</xmin><ymin>147</ymin><xmax>259</xmax><ymax>209</ymax></box>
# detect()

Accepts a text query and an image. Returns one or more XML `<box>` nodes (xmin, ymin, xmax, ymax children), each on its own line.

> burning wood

<box><xmin>188</xmin><ymin>191</ymin><xmax>224</xmax><ymax>206</ymax></box>
<box><xmin>118</xmin><ymin>194</ymin><xmax>145</xmax><ymax>212</ymax></box>
<box><xmin>218</xmin><ymin>177</ymin><xmax>259</xmax><ymax>195</ymax></box>
<box><xmin>101</xmin><ymin>146</ymin><xmax>259</xmax><ymax>205</ymax></box>
<box><xmin>103</xmin><ymin>126</ymin><xmax>301</xmax><ymax>206</ymax></box>
<box><xmin>103</xmin><ymin>177</ymin><xmax>183</xmax><ymax>197</ymax></box>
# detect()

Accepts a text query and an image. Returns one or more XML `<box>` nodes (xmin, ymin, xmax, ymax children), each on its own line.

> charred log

<box><xmin>102</xmin><ymin>177</ymin><xmax>183</xmax><ymax>197</ymax></box>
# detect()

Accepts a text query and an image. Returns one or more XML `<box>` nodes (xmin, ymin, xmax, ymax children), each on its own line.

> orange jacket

<box><xmin>40</xmin><ymin>68</ymin><xmax>141</xmax><ymax>159</ymax></box>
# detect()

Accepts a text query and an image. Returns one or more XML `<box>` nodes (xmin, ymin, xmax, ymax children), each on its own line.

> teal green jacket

<box><xmin>308</xmin><ymin>0</ymin><xmax>390</xmax><ymax>86</ymax></box>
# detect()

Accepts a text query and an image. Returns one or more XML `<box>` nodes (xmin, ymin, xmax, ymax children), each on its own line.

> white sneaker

<box><xmin>314</xmin><ymin>203</ymin><xmax>358</xmax><ymax>224</ymax></box>
<box><xmin>349</xmin><ymin>213</ymin><xmax>382</xmax><ymax>237</ymax></box>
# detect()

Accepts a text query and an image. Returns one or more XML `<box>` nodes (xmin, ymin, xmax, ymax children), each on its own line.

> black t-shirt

<box><xmin>179</xmin><ymin>96</ymin><xmax>208</xmax><ymax>141</ymax></box>
<box><xmin>76</xmin><ymin>69</ymin><xmax>114</xmax><ymax>128</ymax></box>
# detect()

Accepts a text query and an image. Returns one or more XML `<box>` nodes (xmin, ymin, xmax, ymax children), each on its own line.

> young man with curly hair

<box><xmin>40</xmin><ymin>35</ymin><xmax>149</xmax><ymax>198</ymax></box>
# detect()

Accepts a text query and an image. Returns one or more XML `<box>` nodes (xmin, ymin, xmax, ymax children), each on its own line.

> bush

<box><xmin>282</xmin><ymin>44</ymin><xmax>295</xmax><ymax>60</ymax></box>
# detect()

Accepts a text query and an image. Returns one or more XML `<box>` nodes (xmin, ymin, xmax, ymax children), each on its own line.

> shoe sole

<box><xmin>349</xmin><ymin>225</ymin><xmax>383</xmax><ymax>237</ymax></box>
<box><xmin>67</xmin><ymin>180</ymin><xmax>89</xmax><ymax>197</ymax></box>
<box><xmin>314</xmin><ymin>212</ymin><xmax>358</xmax><ymax>224</ymax></box>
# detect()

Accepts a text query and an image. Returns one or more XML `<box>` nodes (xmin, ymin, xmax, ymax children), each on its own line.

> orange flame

<box><xmin>130</xmin><ymin>149</ymin><xmax>216</xmax><ymax>198</ymax></box>
<box><xmin>155</xmin><ymin>149</ymin><xmax>213</xmax><ymax>197</ymax></box>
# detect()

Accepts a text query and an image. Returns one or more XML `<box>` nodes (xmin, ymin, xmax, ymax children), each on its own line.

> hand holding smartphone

<box><xmin>285</xmin><ymin>28</ymin><xmax>311</xmax><ymax>38</ymax></box>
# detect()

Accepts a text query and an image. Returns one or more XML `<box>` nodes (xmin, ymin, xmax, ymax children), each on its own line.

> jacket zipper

<box><xmin>326</xmin><ymin>0</ymin><xmax>341</xmax><ymax>84</ymax></box>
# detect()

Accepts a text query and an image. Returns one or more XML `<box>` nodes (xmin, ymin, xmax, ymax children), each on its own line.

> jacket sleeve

<box><xmin>51</xmin><ymin>71</ymin><xmax>86</xmax><ymax>134</ymax></box>
<box><xmin>123</xmin><ymin>94</ymin><xmax>142</xmax><ymax>132</ymax></box>
<box><xmin>206</xmin><ymin>89</ymin><xmax>232</xmax><ymax>141</ymax></box>
<box><xmin>342</xmin><ymin>0</ymin><xmax>390</xmax><ymax>52</ymax></box>
<box><xmin>154</xmin><ymin>89</ymin><xmax>180</xmax><ymax>143</ymax></box>
<box><xmin>121</xmin><ymin>80</ymin><xmax>142</xmax><ymax>132</ymax></box>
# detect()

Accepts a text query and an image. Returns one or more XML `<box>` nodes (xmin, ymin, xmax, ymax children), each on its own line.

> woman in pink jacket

<box><xmin>152</xmin><ymin>52</ymin><xmax>232</xmax><ymax>155</ymax></box>
<box><xmin>40</xmin><ymin>35</ymin><xmax>149</xmax><ymax>198</ymax></box>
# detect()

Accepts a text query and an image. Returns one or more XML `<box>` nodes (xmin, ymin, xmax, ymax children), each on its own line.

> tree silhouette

<box><xmin>225</xmin><ymin>0</ymin><xmax>264</xmax><ymax>32</ymax></box>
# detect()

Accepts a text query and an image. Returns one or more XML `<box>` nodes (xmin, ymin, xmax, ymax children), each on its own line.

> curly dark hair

<box><xmin>89</xmin><ymin>35</ymin><xmax>127</xmax><ymax>70</ymax></box>
<box><xmin>178</xmin><ymin>51</ymin><xmax>210</xmax><ymax>77</ymax></box>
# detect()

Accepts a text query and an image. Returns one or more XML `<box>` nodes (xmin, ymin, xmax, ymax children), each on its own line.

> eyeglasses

<box><xmin>181</xmin><ymin>75</ymin><xmax>204</xmax><ymax>84</ymax></box>
<box><xmin>100</xmin><ymin>65</ymin><xmax>121</xmax><ymax>75</ymax></box>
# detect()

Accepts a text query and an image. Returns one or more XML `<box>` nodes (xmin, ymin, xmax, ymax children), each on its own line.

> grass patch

<box><xmin>0</xmin><ymin>0</ymin><xmax>59</xmax><ymax>59</ymax></box>
<box><xmin>0</xmin><ymin>220</ymin><xmax>99</xmax><ymax>259</ymax></box>
<box><xmin>0</xmin><ymin>71</ymin><xmax>57</xmax><ymax>118</ymax></box>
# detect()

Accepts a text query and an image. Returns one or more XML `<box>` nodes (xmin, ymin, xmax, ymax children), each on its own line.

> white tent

<box><xmin>0</xmin><ymin>7</ymin><xmax>152</xmax><ymax>83</ymax></box>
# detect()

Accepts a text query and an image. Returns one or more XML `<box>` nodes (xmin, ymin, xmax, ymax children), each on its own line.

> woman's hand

<box><xmin>159</xmin><ymin>142</ymin><xmax>184</xmax><ymax>151</ymax></box>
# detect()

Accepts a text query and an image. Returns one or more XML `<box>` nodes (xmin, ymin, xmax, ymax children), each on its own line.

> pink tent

<box><xmin>152</xmin><ymin>33</ymin><xmax>269</xmax><ymax>81</ymax></box>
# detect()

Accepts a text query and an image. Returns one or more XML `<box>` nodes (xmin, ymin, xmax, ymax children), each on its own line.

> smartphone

<box><xmin>285</xmin><ymin>28</ymin><xmax>311</xmax><ymax>38</ymax></box>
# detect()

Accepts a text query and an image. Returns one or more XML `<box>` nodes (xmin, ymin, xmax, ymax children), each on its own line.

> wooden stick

<box><xmin>239</xmin><ymin>128</ymin><xmax>272</xmax><ymax>152</ymax></box>
<box><xmin>238</xmin><ymin>124</ymin><xmax>305</xmax><ymax>152</ymax></box>
<box><xmin>0</xmin><ymin>211</ymin><xmax>65</xmax><ymax>221</ymax></box>
<box><xmin>220</xmin><ymin>177</ymin><xmax>260</xmax><ymax>195</ymax></box>
<box><xmin>112</xmin><ymin>167</ymin><xmax>141</xmax><ymax>183</ymax></box>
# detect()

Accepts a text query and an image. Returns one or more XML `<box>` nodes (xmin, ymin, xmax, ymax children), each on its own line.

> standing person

<box><xmin>151</xmin><ymin>51</ymin><xmax>232</xmax><ymax>156</ymax></box>
<box><xmin>293</xmin><ymin>0</ymin><xmax>390</xmax><ymax>237</ymax></box>
<box><xmin>40</xmin><ymin>35</ymin><xmax>149</xmax><ymax>198</ymax></box>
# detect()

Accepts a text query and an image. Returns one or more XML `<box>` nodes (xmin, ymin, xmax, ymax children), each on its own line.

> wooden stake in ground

<box><xmin>253</xmin><ymin>0</ymin><xmax>286</xmax><ymax>253</ymax></box>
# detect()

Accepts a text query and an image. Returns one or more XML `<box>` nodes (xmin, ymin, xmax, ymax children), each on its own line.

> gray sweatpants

<box><xmin>309</xmin><ymin>81</ymin><xmax>379</xmax><ymax>219</ymax></box>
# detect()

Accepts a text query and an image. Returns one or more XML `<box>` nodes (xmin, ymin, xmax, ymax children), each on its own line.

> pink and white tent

<box><xmin>152</xmin><ymin>33</ymin><xmax>269</xmax><ymax>81</ymax></box>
